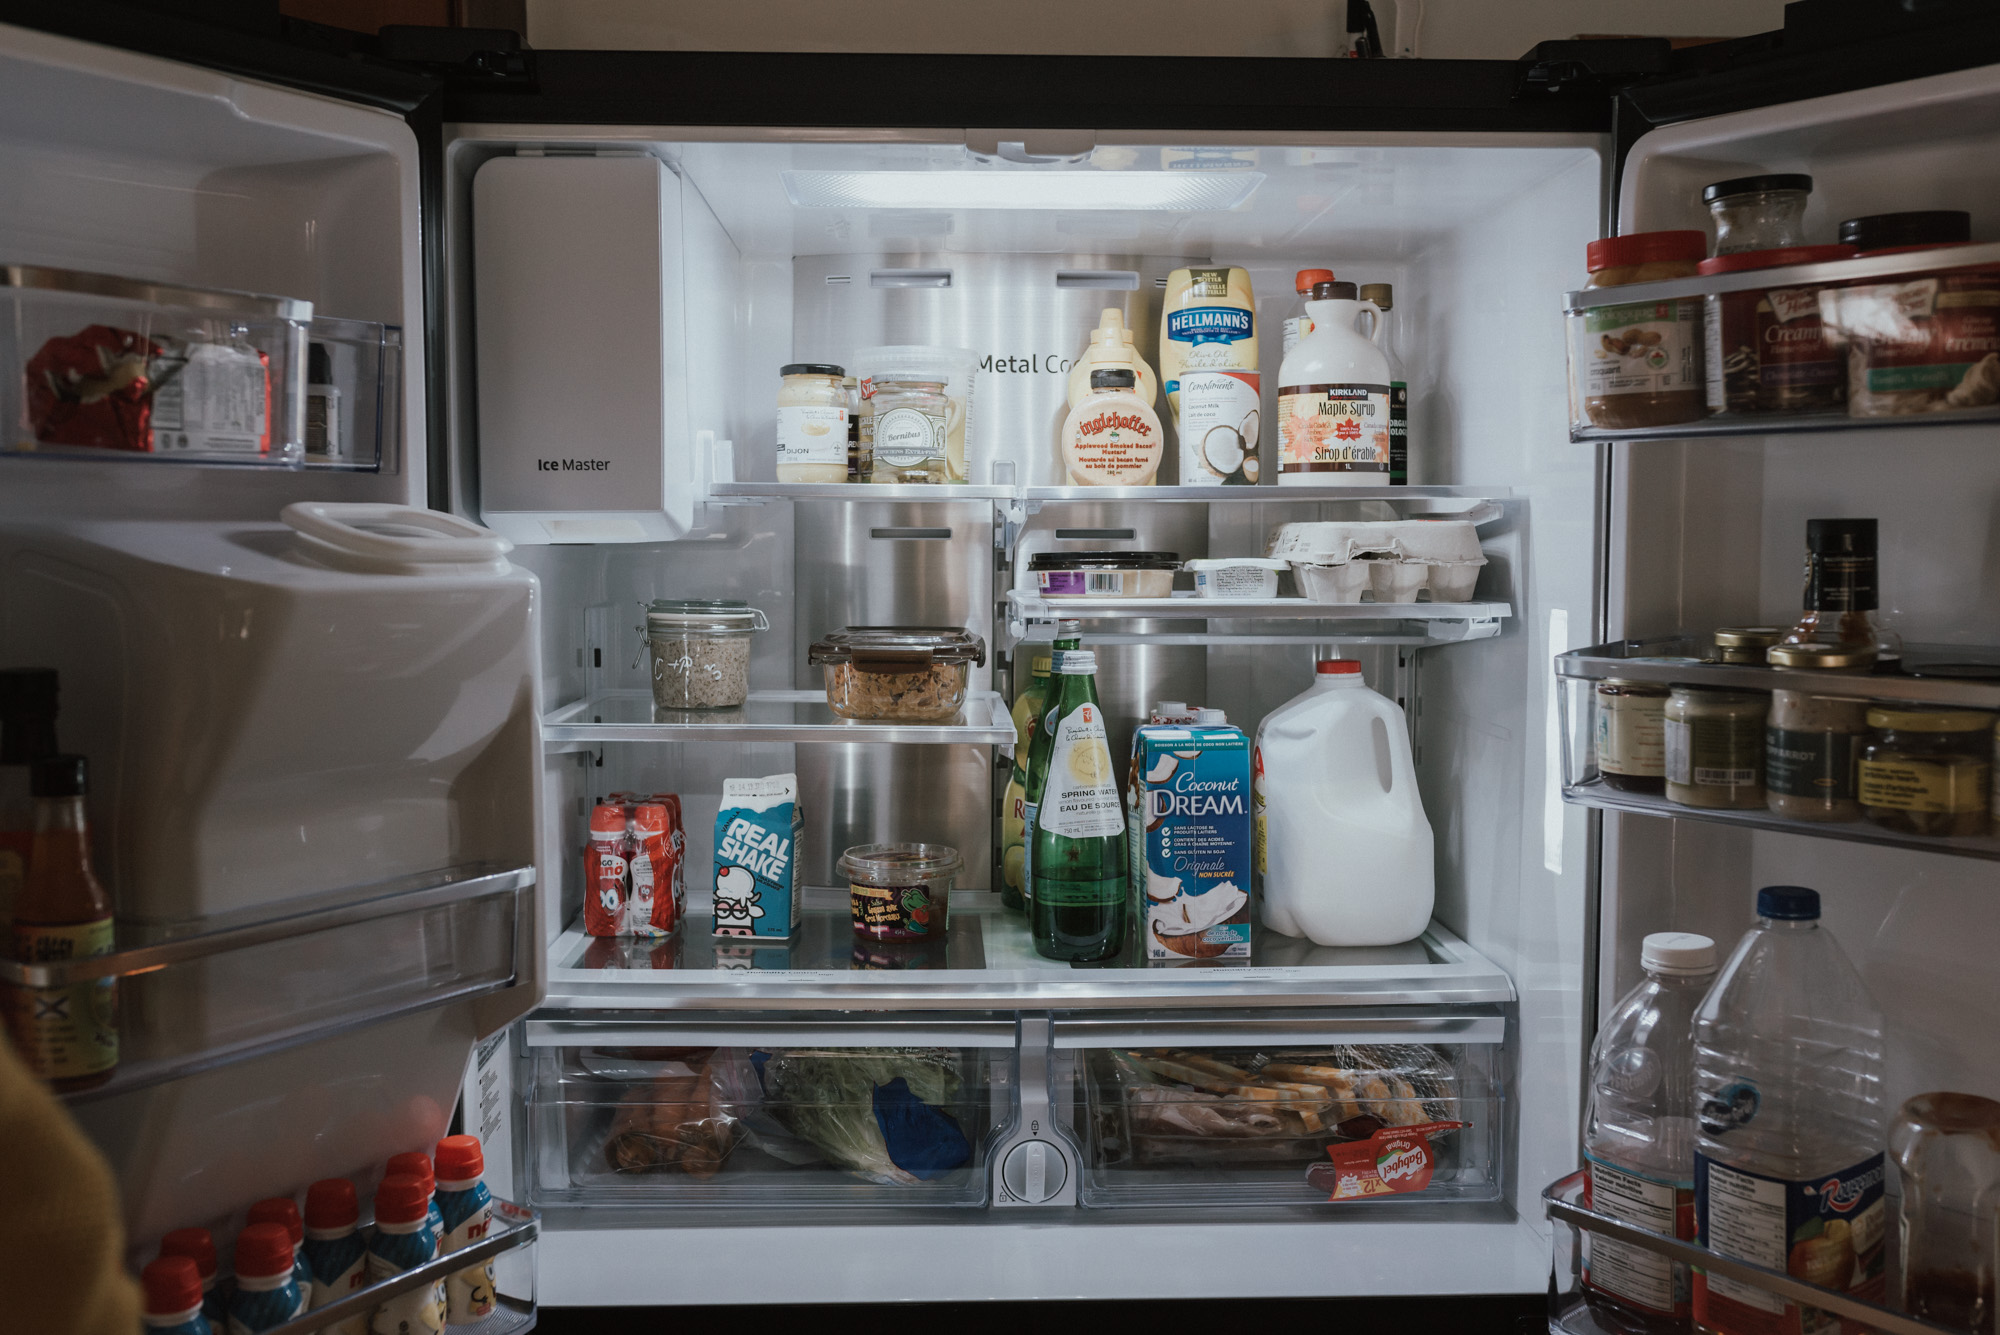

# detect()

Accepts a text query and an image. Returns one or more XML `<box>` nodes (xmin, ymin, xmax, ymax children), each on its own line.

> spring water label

<box><xmin>1584</xmin><ymin>1153</ymin><xmax>1694</xmax><ymax>1317</ymax></box>
<box><xmin>437</xmin><ymin>1181</ymin><xmax>497</xmax><ymax>1323</ymax></box>
<box><xmin>1042</xmin><ymin>703</ymin><xmax>1123</xmax><ymax>839</ymax></box>
<box><xmin>1694</xmin><ymin>1151</ymin><xmax>1887</xmax><ymax>1335</ymax></box>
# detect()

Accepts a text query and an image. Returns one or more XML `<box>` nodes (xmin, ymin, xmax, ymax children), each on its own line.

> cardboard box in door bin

<box><xmin>712</xmin><ymin>774</ymin><xmax>803</xmax><ymax>939</ymax></box>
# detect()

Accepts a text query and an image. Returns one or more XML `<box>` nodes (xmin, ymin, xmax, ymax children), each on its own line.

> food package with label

<box><xmin>583</xmin><ymin>794</ymin><xmax>686</xmax><ymax>938</ymax></box>
<box><xmin>1818</xmin><ymin>261</ymin><xmax>2000</xmax><ymax>417</ymax></box>
<box><xmin>711</xmin><ymin>774</ymin><xmax>803</xmax><ymax>939</ymax></box>
<box><xmin>1267</xmin><ymin>518</ymin><xmax>1487</xmax><ymax>604</ymax></box>
<box><xmin>1090</xmin><ymin>1043</ymin><xmax>1465</xmax><ymax>1168</ymax></box>
<box><xmin>1127</xmin><ymin>722</ymin><xmax>1252</xmax><ymax>960</ymax></box>
<box><xmin>586</xmin><ymin>1048</ymin><xmax>740</xmax><ymax>1178</ymax></box>
<box><xmin>24</xmin><ymin>324</ymin><xmax>274</xmax><ymax>455</ymax></box>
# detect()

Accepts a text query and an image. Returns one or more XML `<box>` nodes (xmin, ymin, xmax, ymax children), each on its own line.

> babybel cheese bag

<box><xmin>1307</xmin><ymin>1121</ymin><xmax>1467</xmax><ymax>1202</ymax></box>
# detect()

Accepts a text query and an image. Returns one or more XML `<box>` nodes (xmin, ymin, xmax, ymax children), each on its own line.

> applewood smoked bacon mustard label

<box><xmin>1278</xmin><ymin>383</ymin><xmax>1391</xmax><ymax>473</ymax></box>
<box><xmin>1064</xmin><ymin>400</ymin><xmax>1162</xmax><ymax>484</ymax></box>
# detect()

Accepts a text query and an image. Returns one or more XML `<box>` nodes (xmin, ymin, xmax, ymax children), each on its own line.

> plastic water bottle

<box><xmin>143</xmin><ymin>1255</ymin><xmax>212</xmax><ymax>1335</ymax></box>
<box><xmin>226</xmin><ymin>1222</ymin><xmax>302</xmax><ymax>1335</ymax></box>
<box><xmin>367</xmin><ymin>1174</ymin><xmax>446</xmax><ymax>1335</ymax></box>
<box><xmin>1692</xmin><ymin>886</ymin><xmax>1889</xmax><ymax>1335</ymax></box>
<box><xmin>302</xmin><ymin>1178</ymin><xmax>368</xmax><ymax>1335</ymax></box>
<box><xmin>245</xmin><ymin>1198</ymin><xmax>310</xmax><ymax>1318</ymax></box>
<box><xmin>1582</xmin><ymin>932</ymin><xmax>1719</xmax><ymax>1335</ymax></box>
<box><xmin>434</xmin><ymin>1135</ymin><xmax>497</xmax><ymax>1325</ymax></box>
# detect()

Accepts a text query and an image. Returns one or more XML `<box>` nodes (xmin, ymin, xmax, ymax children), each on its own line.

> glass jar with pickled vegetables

<box><xmin>1858</xmin><ymin>709</ymin><xmax>1994</xmax><ymax>837</ymax></box>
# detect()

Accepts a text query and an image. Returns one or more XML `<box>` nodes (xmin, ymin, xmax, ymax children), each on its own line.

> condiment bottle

<box><xmin>1065</xmin><ymin>308</ymin><xmax>1159</xmax><ymax>409</ymax></box>
<box><xmin>144</xmin><ymin>1255</ymin><xmax>212</xmax><ymax>1335</ymax></box>
<box><xmin>1061</xmin><ymin>368</ymin><xmax>1163</xmax><ymax>486</ymax></box>
<box><xmin>774</xmin><ymin>363</ymin><xmax>850</xmax><ymax>484</ymax></box>
<box><xmin>1595</xmin><ymin>679</ymin><xmax>1668</xmax><ymax>795</ymax></box>
<box><xmin>1889</xmin><ymin>1092</ymin><xmax>2000</xmax><ymax>1335</ymax></box>
<box><xmin>228</xmin><ymin>1223</ymin><xmax>303</xmax><ymax>1335</ymax></box>
<box><xmin>365</xmin><ymin>1175</ymin><xmax>445</xmax><ymax>1335</ymax></box>
<box><xmin>1278</xmin><ymin>279</ymin><xmax>1391</xmax><ymax>484</ymax></box>
<box><xmin>1780</xmin><ymin>517</ymin><xmax>1901</xmax><ymax>666</ymax></box>
<box><xmin>1703</xmin><ymin>174</ymin><xmax>1812</xmax><ymax>255</ymax></box>
<box><xmin>0</xmin><ymin>667</ymin><xmax>58</xmax><ymax>934</ymax></box>
<box><xmin>1160</xmin><ymin>266</ymin><xmax>1257</xmax><ymax>429</ymax></box>
<box><xmin>1858</xmin><ymin>710</ymin><xmax>1993</xmax><ymax>838</ymax></box>
<box><xmin>1358</xmin><ymin>283</ymin><xmax>1409</xmax><ymax>484</ymax></box>
<box><xmin>1765</xmin><ymin>642</ymin><xmax>1875</xmax><ymax>823</ymax></box>
<box><xmin>1574</xmin><ymin>232</ymin><xmax>1707</xmax><ymax>430</ymax></box>
<box><xmin>6</xmin><ymin>754</ymin><xmax>116</xmax><ymax>1090</ymax></box>
<box><xmin>434</xmin><ymin>1135</ymin><xmax>498</xmax><ymax>1325</ymax></box>
<box><xmin>1281</xmin><ymin>268</ymin><xmax>1332</xmax><ymax>359</ymax></box>
<box><xmin>1000</xmin><ymin>655</ymin><xmax>1052</xmax><ymax>912</ymax></box>
<box><xmin>302</xmin><ymin>1179</ymin><xmax>368</xmax><ymax>1335</ymax></box>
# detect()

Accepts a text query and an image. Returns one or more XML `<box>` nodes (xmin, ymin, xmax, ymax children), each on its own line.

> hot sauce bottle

<box><xmin>7</xmin><ymin>754</ymin><xmax>117</xmax><ymax>1090</ymax></box>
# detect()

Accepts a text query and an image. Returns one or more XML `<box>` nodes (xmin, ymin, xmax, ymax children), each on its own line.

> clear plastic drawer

<box><xmin>523</xmin><ymin>1016</ymin><xmax>1011</xmax><ymax>1209</ymax></box>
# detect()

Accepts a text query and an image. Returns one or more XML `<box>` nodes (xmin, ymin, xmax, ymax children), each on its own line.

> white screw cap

<box><xmin>1642</xmin><ymin>931</ymin><xmax>1718</xmax><ymax>976</ymax></box>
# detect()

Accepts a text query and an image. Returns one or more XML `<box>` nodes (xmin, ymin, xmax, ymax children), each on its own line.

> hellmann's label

<box><xmin>1128</xmin><ymin>724</ymin><xmax>1251</xmax><ymax>961</ymax></box>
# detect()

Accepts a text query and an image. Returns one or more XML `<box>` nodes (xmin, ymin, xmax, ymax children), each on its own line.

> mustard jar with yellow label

<box><xmin>1858</xmin><ymin>709</ymin><xmax>1994</xmax><ymax>837</ymax></box>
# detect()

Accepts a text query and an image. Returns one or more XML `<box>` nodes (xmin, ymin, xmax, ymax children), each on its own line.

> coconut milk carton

<box><xmin>1126</xmin><ymin>723</ymin><xmax>1252</xmax><ymax>960</ymax></box>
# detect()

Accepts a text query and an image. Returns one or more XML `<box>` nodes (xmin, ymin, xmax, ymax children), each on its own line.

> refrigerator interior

<box><xmin>443</xmin><ymin>121</ymin><xmax>1606</xmax><ymax>1299</ymax></box>
<box><xmin>1600</xmin><ymin>61</ymin><xmax>2000</xmax><ymax>1112</ymax></box>
<box><xmin>0</xmin><ymin>20</ymin><xmax>543</xmax><ymax>1281</ymax></box>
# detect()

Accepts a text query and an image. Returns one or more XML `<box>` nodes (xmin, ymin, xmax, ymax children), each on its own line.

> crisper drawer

<box><xmin>1057</xmin><ymin>1008</ymin><xmax>1507</xmax><ymax>1210</ymax></box>
<box><xmin>522</xmin><ymin>1015</ymin><xmax>1012</xmax><ymax>1210</ymax></box>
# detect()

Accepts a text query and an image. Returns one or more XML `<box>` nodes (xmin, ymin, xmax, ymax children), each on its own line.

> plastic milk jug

<box><xmin>1254</xmin><ymin>659</ymin><xmax>1434</xmax><ymax>946</ymax></box>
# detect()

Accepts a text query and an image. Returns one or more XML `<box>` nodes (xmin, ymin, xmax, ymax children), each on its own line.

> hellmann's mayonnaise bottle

<box><xmin>1159</xmin><ymin>266</ymin><xmax>1259</xmax><ymax>485</ymax></box>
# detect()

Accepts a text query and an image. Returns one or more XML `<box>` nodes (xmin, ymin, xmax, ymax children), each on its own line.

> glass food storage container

<box><xmin>1698</xmin><ymin>246</ymin><xmax>1855</xmax><ymax>415</ymax></box>
<box><xmin>1764</xmin><ymin>642</ymin><xmax>1875</xmax><ymax>823</ymax></box>
<box><xmin>1857</xmin><ymin>708</ymin><xmax>1994</xmax><ymax>837</ymax></box>
<box><xmin>1595</xmin><ymin>678</ymin><xmax>1669</xmax><ymax>794</ymax></box>
<box><xmin>1664</xmin><ymin>686</ymin><xmax>1767</xmax><ymax>810</ymax></box>
<box><xmin>1703</xmin><ymin>173</ymin><xmax>1813</xmax><ymax>255</ymax></box>
<box><xmin>645</xmin><ymin>600</ymin><xmax>769</xmax><ymax>710</ymax></box>
<box><xmin>854</xmin><ymin>346</ymin><xmax>978</xmax><ymax>484</ymax></box>
<box><xmin>1567</xmin><ymin>231</ymin><xmax>1708</xmax><ymax>432</ymax></box>
<box><xmin>1890</xmin><ymin>1091</ymin><xmax>2000</xmax><ymax>1334</ymax></box>
<box><xmin>774</xmin><ymin>363</ymin><xmax>849</xmax><ymax>483</ymax></box>
<box><xmin>840</xmin><ymin>843</ymin><xmax>963</xmax><ymax>942</ymax></box>
<box><xmin>808</xmin><ymin>626</ymin><xmax>986</xmax><ymax>722</ymax></box>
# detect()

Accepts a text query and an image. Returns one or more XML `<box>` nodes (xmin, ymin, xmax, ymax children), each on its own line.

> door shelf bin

<box><xmin>261</xmin><ymin>1196</ymin><xmax>538</xmax><ymax>1335</ymax></box>
<box><xmin>1555</xmin><ymin>638</ymin><xmax>2000</xmax><ymax>860</ymax></box>
<box><xmin>1544</xmin><ymin>1171</ymin><xmax>1955</xmax><ymax>1335</ymax></box>
<box><xmin>0</xmin><ymin>862</ymin><xmax>533</xmax><ymax>1103</ymax></box>
<box><xmin>300</xmin><ymin>314</ymin><xmax>402</xmax><ymax>473</ymax></box>
<box><xmin>522</xmin><ymin>1017</ymin><xmax>1012</xmax><ymax>1209</ymax></box>
<box><xmin>1064</xmin><ymin>1008</ymin><xmax>1506</xmax><ymax>1210</ymax></box>
<box><xmin>1</xmin><ymin>264</ymin><xmax>311</xmax><ymax>466</ymax></box>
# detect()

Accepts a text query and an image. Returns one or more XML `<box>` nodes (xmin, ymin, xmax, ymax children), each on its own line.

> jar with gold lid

<box><xmin>1765</xmin><ymin>642</ymin><xmax>1875</xmax><ymax>822</ymax></box>
<box><xmin>1714</xmin><ymin>627</ymin><xmax>1783</xmax><ymax>665</ymax></box>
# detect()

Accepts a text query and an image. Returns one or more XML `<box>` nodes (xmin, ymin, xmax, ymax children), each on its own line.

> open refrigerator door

<box><xmin>0</xmin><ymin>22</ymin><xmax>546</xmax><ymax>1329</ymax></box>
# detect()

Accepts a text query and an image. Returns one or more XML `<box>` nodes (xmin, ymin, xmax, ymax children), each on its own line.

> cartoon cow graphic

<box><xmin>712</xmin><ymin>865</ymin><xmax>764</xmax><ymax>937</ymax></box>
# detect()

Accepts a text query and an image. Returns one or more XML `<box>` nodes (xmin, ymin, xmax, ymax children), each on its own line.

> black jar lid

<box><xmin>1703</xmin><ymin>173</ymin><xmax>1813</xmax><ymax>203</ymax></box>
<box><xmin>1028</xmin><ymin>551</ymin><xmax>1180</xmax><ymax>571</ymax></box>
<box><xmin>1837</xmin><ymin>211</ymin><xmax>1971</xmax><ymax>251</ymax></box>
<box><xmin>780</xmin><ymin>363</ymin><xmax>845</xmax><ymax>378</ymax></box>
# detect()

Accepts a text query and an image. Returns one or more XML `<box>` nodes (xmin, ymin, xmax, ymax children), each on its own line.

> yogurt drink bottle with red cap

<box><xmin>1691</xmin><ymin>885</ymin><xmax>1889</xmax><ymax>1335</ymax></box>
<box><xmin>246</xmin><ymin>1197</ymin><xmax>310</xmax><ymax>1316</ymax></box>
<box><xmin>386</xmin><ymin>1151</ymin><xmax>446</xmax><ymax>1238</ymax></box>
<box><xmin>303</xmin><ymin>1178</ymin><xmax>368</xmax><ymax>1335</ymax></box>
<box><xmin>159</xmin><ymin>1227</ymin><xmax>228</xmax><ymax>1327</ymax></box>
<box><xmin>367</xmin><ymin>1174</ymin><xmax>446</xmax><ymax>1335</ymax></box>
<box><xmin>226</xmin><ymin>1222</ymin><xmax>302</xmax><ymax>1335</ymax></box>
<box><xmin>434</xmin><ymin>1135</ymin><xmax>497</xmax><ymax>1324</ymax></box>
<box><xmin>1581</xmin><ymin>932</ymin><xmax>1720</xmax><ymax>1335</ymax></box>
<box><xmin>143</xmin><ymin>1255</ymin><xmax>212</xmax><ymax>1335</ymax></box>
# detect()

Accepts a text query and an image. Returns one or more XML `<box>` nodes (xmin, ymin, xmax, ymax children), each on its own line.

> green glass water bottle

<box><xmin>1029</xmin><ymin>643</ymin><xmax>1127</xmax><ymax>961</ymax></box>
<box><xmin>1019</xmin><ymin>623</ymin><xmax>1080</xmax><ymax>915</ymax></box>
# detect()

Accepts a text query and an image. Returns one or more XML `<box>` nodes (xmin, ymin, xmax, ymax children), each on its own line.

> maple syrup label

<box><xmin>1278</xmin><ymin>384</ymin><xmax>1391</xmax><ymax>473</ymax></box>
<box><xmin>9</xmin><ymin>916</ymin><xmax>117</xmax><ymax>1080</ymax></box>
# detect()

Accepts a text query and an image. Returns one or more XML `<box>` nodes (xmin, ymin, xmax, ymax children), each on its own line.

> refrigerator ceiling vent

<box><xmin>781</xmin><ymin>169</ymin><xmax>1265</xmax><ymax>212</ymax></box>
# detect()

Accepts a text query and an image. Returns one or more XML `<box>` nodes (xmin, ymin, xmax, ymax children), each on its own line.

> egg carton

<box><xmin>1268</xmin><ymin>519</ymin><xmax>1488</xmax><ymax>605</ymax></box>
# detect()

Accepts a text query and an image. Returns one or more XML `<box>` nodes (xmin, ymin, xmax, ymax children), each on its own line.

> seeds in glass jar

<box><xmin>651</xmin><ymin>632</ymin><xmax>751</xmax><ymax>709</ymax></box>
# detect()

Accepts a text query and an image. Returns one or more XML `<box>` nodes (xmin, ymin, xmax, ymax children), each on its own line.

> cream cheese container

<box><xmin>1187</xmin><ymin>557</ymin><xmax>1287</xmax><ymax>599</ymax></box>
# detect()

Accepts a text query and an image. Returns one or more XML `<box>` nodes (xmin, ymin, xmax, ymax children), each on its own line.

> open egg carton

<box><xmin>1267</xmin><ymin>510</ymin><xmax>1494</xmax><ymax>605</ymax></box>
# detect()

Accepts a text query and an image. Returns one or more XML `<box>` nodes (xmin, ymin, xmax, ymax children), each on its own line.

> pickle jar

<box><xmin>1765</xmin><ymin>642</ymin><xmax>1875</xmax><ymax>823</ymax></box>
<box><xmin>1595</xmin><ymin>679</ymin><xmax>1668</xmax><ymax>794</ymax></box>
<box><xmin>1858</xmin><ymin>709</ymin><xmax>1994</xmax><ymax>837</ymax></box>
<box><xmin>1665</xmin><ymin>687</ymin><xmax>1767</xmax><ymax>809</ymax></box>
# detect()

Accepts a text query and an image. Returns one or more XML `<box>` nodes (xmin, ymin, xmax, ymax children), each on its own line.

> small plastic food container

<box><xmin>646</xmin><ymin>600</ymin><xmax>769</xmax><ymax>710</ymax></box>
<box><xmin>809</xmin><ymin>626</ymin><xmax>986</xmax><ymax>722</ymax></box>
<box><xmin>840</xmin><ymin>842</ymin><xmax>963</xmax><ymax>941</ymax></box>
<box><xmin>1028</xmin><ymin>551</ymin><xmax>1179</xmax><ymax>599</ymax></box>
<box><xmin>1186</xmin><ymin>557</ymin><xmax>1287</xmax><ymax>599</ymax></box>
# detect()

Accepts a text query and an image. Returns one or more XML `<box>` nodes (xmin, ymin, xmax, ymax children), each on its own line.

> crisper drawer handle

<box><xmin>524</xmin><ymin>1018</ymin><xmax>1020</xmax><ymax>1050</ymax></box>
<box><xmin>282</xmin><ymin>502</ymin><xmax>513</xmax><ymax>566</ymax></box>
<box><xmin>1050</xmin><ymin>1011</ymin><xmax>1506</xmax><ymax>1049</ymax></box>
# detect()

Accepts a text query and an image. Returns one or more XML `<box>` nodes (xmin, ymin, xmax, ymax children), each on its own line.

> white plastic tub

<box><xmin>1186</xmin><ymin>557</ymin><xmax>1288</xmax><ymax>599</ymax></box>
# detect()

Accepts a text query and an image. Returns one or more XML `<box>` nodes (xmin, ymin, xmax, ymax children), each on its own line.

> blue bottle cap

<box><xmin>1757</xmin><ymin>885</ymin><xmax>1821</xmax><ymax>920</ymax></box>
